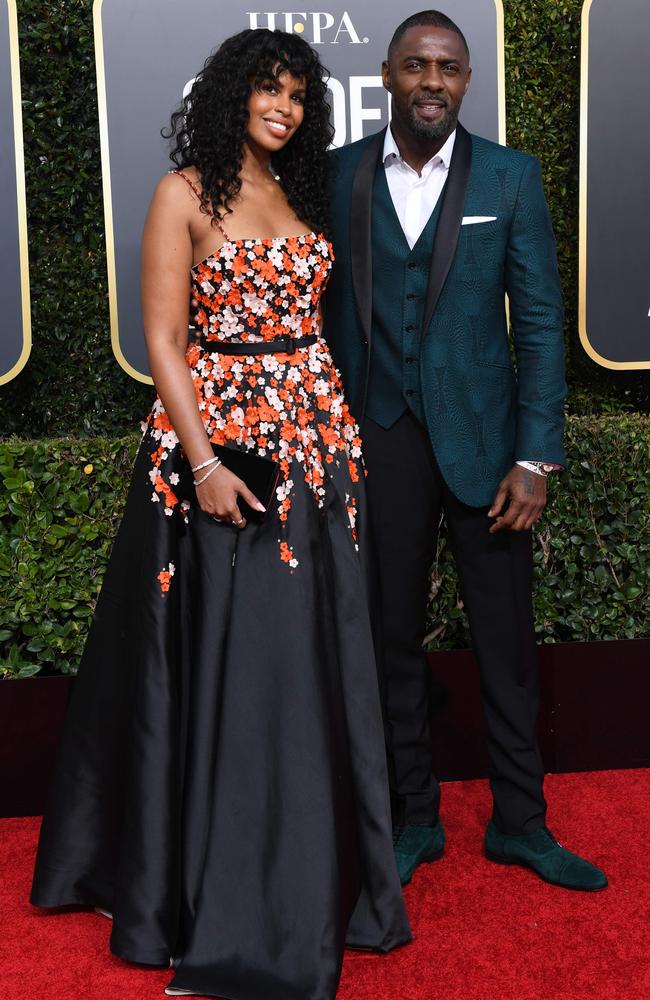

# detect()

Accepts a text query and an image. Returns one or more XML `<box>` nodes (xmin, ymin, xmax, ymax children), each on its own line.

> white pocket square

<box><xmin>461</xmin><ymin>215</ymin><xmax>497</xmax><ymax>225</ymax></box>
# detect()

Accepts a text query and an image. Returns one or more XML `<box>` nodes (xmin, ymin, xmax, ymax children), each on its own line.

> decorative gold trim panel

<box><xmin>579</xmin><ymin>0</ymin><xmax>650</xmax><ymax>370</ymax></box>
<box><xmin>93</xmin><ymin>0</ymin><xmax>153</xmax><ymax>385</ymax></box>
<box><xmin>494</xmin><ymin>0</ymin><xmax>506</xmax><ymax>146</ymax></box>
<box><xmin>0</xmin><ymin>0</ymin><xmax>31</xmax><ymax>386</ymax></box>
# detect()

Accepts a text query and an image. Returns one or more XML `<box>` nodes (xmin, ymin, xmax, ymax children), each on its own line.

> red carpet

<box><xmin>2</xmin><ymin>770</ymin><xmax>649</xmax><ymax>1000</ymax></box>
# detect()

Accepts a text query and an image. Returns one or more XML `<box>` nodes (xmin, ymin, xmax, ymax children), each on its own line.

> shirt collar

<box><xmin>383</xmin><ymin>126</ymin><xmax>457</xmax><ymax>173</ymax></box>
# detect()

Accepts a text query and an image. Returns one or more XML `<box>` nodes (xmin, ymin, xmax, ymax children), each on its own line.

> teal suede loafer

<box><xmin>485</xmin><ymin>821</ymin><xmax>608</xmax><ymax>891</ymax></box>
<box><xmin>393</xmin><ymin>820</ymin><xmax>446</xmax><ymax>886</ymax></box>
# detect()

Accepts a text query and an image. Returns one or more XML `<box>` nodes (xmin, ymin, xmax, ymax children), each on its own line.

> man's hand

<box><xmin>488</xmin><ymin>465</ymin><xmax>547</xmax><ymax>534</ymax></box>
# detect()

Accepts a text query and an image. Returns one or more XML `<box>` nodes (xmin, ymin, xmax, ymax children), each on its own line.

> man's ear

<box><xmin>464</xmin><ymin>67</ymin><xmax>472</xmax><ymax>95</ymax></box>
<box><xmin>381</xmin><ymin>60</ymin><xmax>391</xmax><ymax>92</ymax></box>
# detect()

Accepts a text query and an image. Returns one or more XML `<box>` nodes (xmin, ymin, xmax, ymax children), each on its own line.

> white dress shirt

<box><xmin>383</xmin><ymin>127</ymin><xmax>456</xmax><ymax>249</ymax></box>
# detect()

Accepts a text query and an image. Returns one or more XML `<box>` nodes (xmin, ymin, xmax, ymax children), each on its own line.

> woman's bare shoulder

<box><xmin>154</xmin><ymin>166</ymin><xmax>203</xmax><ymax>210</ymax></box>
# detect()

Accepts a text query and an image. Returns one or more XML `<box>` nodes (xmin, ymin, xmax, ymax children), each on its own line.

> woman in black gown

<box><xmin>30</xmin><ymin>28</ymin><xmax>411</xmax><ymax>999</ymax></box>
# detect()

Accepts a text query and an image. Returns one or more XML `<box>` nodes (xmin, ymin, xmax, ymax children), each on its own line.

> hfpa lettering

<box><xmin>247</xmin><ymin>11</ymin><xmax>368</xmax><ymax>44</ymax></box>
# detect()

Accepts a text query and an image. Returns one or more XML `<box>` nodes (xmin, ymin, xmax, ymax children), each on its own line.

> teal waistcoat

<box><xmin>365</xmin><ymin>165</ymin><xmax>442</xmax><ymax>428</ymax></box>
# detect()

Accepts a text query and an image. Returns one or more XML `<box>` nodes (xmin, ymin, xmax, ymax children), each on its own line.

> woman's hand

<box><xmin>195</xmin><ymin>464</ymin><xmax>265</xmax><ymax>529</ymax></box>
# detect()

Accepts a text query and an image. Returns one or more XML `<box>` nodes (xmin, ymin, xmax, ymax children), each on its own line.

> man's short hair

<box><xmin>387</xmin><ymin>10</ymin><xmax>470</xmax><ymax>61</ymax></box>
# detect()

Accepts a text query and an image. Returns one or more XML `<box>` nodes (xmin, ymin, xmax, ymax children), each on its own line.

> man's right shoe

<box><xmin>393</xmin><ymin>820</ymin><xmax>445</xmax><ymax>886</ymax></box>
<box><xmin>484</xmin><ymin>821</ymin><xmax>608</xmax><ymax>891</ymax></box>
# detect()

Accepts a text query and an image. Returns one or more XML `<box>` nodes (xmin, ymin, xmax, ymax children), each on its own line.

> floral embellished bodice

<box><xmin>144</xmin><ymin>191</ymin><xmax>364</xmax><ymax>587</ymax></box>
<box><xmin>190</xmin><ymin>232</ymin><xmax>330</xmax><ymax>345</ymax></box>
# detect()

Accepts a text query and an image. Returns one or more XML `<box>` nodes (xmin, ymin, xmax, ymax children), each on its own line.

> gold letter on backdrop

<box><xmin>94</xmin><ymin>0</ymin><xmax>505</xmax><ymax>382</ymax></box>
<box><xmin>0</xmin><ymin>0</ymin><xmax>31</xmax><ymax>385</ymax></box>
<box><xmin>580</xmin><ymin>0</ymin><xmax>650</xmax><ymax>369</ymax></box>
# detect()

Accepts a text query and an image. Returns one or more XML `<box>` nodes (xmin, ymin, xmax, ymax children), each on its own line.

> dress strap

<box><xmin>169</xmin><ymin>169</ymin><xmax>230</xmax><ymax>240</ymax></box>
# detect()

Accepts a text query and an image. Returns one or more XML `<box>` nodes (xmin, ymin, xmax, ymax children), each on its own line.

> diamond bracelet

<box><xmin>193</xmin><ymin>460</ymin><xmax>222</xmax><ymax>487</ymax></box>
<box><xmin>191</xmin><ymin>455</ymin><xmax>219</xmax><ymax>474</ymax></box>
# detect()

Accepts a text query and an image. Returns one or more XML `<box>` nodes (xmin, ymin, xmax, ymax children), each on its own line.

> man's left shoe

<box><xmin>393</xmin><ymin>821</ymin><xmax>445</xmax><ymax>886</ymax></box>
<box><xmin>485</xmin><ymin>821</ymin><xmax>608</xmax><ymax>891</ymax></box>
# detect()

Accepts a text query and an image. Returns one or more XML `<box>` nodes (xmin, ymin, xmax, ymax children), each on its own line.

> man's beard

<box><xmin>406</xmin><ymin>103</ymin><xmax>458</xmax><ymax>141</ymax></box>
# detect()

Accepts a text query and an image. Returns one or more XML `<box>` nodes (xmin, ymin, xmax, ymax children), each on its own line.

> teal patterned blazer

<box><xmin>323</xmin><ymin>125</ymin><xmax>567</xmax><ymax>508</ymax></box>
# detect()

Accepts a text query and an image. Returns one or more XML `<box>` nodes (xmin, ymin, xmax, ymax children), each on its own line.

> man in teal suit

<box><xmin>324</xmin><ymin>10</ymin><xmax>607</xmax><ymax>890</ymax></box>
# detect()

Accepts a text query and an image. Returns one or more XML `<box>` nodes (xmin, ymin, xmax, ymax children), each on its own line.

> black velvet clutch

<box><xmin>184</xmin><ymin>444</ymin><xmax>280</xmax><ymax>522</ymax></box>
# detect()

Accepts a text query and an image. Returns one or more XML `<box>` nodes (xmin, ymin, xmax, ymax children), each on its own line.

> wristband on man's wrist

<box><xmin>516</xmin><ymin>460</ymin><xmax>556</xmax><ymax>478</ymax></box>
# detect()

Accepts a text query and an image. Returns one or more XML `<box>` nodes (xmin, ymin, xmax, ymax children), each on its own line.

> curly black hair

<box><xmin>164</xmin><ymin>29</ymin><xmax>333</xmax><ymax>235</ymax></box>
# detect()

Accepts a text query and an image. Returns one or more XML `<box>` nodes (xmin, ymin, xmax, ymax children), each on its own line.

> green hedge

<box><xmin>1</xmin><ymin>416</ymin><xmax>648</xmax><ymax>678</ymax></box>
<box><xmin>0</xmin><ymin>437</ymin><xmax>136</xmax><ymax>677</ymax></box>
<box><xmin>0</xmin><ymin>0</ymin><xmax>647</xmax><ymax>440</ymax></box>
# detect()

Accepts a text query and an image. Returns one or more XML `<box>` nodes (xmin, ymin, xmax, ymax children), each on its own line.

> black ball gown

<box><xmin>30</xmin><ymin>172</ymin><xmax>411</xmax><ymax>999</ymax></box>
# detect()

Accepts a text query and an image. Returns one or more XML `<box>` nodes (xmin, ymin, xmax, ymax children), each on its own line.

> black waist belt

<box><xmin>194</xmin><ymin>332</ymin><xmax>318</xmax><ymax>356</ymax></box>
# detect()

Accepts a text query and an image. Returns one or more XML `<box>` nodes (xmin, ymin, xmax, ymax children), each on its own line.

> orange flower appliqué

<box><xmin>157</xmin><ymin>561</ymin><xmax>176</xmax><ymax>596</ymax></box>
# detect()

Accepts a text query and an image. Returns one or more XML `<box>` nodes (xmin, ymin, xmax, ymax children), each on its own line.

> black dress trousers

<box><xmin>361</xmin><ymin>410</ymin><xmax>547</xmax><ymax>836</ymax></box>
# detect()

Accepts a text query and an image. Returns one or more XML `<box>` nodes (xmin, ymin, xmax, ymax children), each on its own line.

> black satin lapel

<box><xmin>422</xmin><ymin>124</ymin><xmax>472</xmax><ymax>335</ymax></box>
<box><xmin>350</xmin><ymin>129</ymin><xmax>386</xmax><ymax>346</ymax></box>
